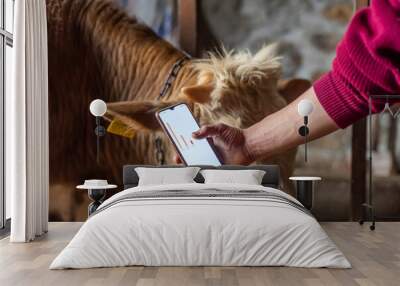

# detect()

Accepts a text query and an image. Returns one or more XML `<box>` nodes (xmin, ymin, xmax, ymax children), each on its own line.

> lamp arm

<box><xmin>94</xmin><ymin>116</ymin><xmax>106</xmax><ymax>164</ymax></box>
<box><xmin>305</xmin><ymin>126</ymin><xmax>308</xmax><ymax>162</ymax></box>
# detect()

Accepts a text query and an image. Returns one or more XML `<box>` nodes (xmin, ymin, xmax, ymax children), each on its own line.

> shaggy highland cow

<box><xmin>47</xmin><ymin>0</ymin><xmax>310</xmax><ymax>221</ymax></box>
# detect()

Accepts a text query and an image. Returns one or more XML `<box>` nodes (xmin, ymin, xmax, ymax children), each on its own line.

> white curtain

<box><xmin>7</xmin><ymin>0</ymin><xmax>49</xmax><ymax>242</ymax></box>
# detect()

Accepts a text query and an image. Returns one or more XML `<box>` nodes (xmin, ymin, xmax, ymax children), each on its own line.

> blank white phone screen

<box><xmin>159</xmin><ymin>104</ymin><xmax>221</xmax><ymax>166</ymax></box>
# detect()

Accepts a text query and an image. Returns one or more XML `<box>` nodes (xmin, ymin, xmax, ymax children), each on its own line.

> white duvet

<box><xmin>50</xmin><ymin>183</ymin><xmax>350</xmax><ymax>269</ymax></box>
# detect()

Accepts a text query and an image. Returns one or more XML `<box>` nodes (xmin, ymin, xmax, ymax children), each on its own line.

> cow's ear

<box><xmin>181</xmin><ymin>84</ymin><xmax>213</xmax><ymax>103</ymax></box>
<box><xmin>278</xmin><ymin>78</ymin><xmax>311</xmax><ymax>104</ymax></box>
<box><xmin>106</xmin><ymin>100</ymin><xmax>183</xmax><ymax>134</ymax></box>
<box><xmin>253</xmin><ymin>43</ymin><xmax>279</xmax><ymax>63</ymax></box>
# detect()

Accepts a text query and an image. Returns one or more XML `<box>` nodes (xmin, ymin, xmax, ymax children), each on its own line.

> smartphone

<box><xmin>156</xmin><ymin>103</ymin><xmax>223</xmax><ymax>166</ymax></box>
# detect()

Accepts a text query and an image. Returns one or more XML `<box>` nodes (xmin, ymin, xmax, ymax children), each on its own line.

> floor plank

<box><xmin>0</xmin><ymin>222</ymin><xmax>399</xmax><ymax>286</ymax></box>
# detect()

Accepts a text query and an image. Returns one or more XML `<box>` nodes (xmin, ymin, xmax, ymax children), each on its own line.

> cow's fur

<box><xmin>47</xmin><ymin>0</ymin><xmax>309</xmax><ymax>221</ymax></box>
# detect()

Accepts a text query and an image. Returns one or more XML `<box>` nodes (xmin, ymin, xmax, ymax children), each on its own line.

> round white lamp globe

<box><xmin>89</xmin><ymin>99</ymin><xmax>107</xmax><ymax>117</ymax></box>
<box><xmin>297</xmin><ymin>99</ymin><xmax>314</xmax><ymax>117</ymax></box>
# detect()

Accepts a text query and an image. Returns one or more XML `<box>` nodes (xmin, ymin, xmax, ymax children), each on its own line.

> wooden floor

<box><xmin>0</xmin><ymin>222</ymin><xmax>399</xmax><ymax>286</ymax></box>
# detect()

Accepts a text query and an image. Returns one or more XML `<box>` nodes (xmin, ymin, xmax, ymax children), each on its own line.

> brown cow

<box><xmin>47</xmin><ymin>0</ymin><xmax>310</xmax><ymax>221</ymax></box>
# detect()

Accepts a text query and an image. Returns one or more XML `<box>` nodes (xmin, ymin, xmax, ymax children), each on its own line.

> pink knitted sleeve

<box><xmin>313</xmin><ymin>0</ymin><xmax>400</xmax><ymax>128</ymax></box>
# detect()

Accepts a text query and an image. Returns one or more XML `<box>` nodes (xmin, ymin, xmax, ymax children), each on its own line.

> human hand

<box><xmin>189</xmin><ymin>123</ymin><xmax>254</xmax><ymax>165</ymax></box>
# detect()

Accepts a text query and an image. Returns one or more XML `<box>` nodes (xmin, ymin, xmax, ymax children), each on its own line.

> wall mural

<box><xmin>46</xmin><ymin>0</ymin><xmax>400</xmax><ymax>222</ymax></box>
<box><xmin>47</xmin><ymin>0</ymin><xmax>313</xmax><ymax>221</ymax></box>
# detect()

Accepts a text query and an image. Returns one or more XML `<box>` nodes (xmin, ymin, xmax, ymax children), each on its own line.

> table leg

<box><xmin>87</xmin><ymin>189</ymin><xmax>106</xmax><ymax>216</ymax></box>
<box><xmin>296</xmin><ymin>181</ymin><xmax>314</xmax><ymax>210</ymax></box>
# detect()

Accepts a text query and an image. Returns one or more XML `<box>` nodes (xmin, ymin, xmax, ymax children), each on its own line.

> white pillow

<box><xmin>135</xmin><ymin>167</ymin><xmax>200</xmax><ymax>186</ymax></box>
<box><xmin>200</xmin><ymin>169</ymin><xmax>266</xmax><ymax>185</ymax></box>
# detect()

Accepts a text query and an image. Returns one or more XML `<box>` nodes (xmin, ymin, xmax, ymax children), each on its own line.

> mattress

<box><xmin>50</xmin><ymin>183</ymin><xmax>350</xmax><ymax>269</ymax></box>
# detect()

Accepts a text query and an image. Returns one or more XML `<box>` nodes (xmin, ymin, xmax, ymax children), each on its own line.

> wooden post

<box><xmin>351</xmin><ymin>120</ymin><xmax>367</xmax><ymax>220</ymax></box>
<box><xmin>351</xmin><ymin>0</ymin><xmax>369</xmax><ymax>221</ymax></box>
<box><xmin>355</xmin><ymin>0</ymin><xmax>370</xmax><ymax>7</ymax></box>
<box><xmin>177</xmin><ymin>0</ymin><xmax>220</xmax><ymax>57</ymax></box>
<box><xmin>178</xmin><ymin>0</ymin><xmax>199</xmax><ymax>57</ymax></box>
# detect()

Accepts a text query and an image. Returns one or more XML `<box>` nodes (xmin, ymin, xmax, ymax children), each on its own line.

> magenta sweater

<box><xmin>313</xmin><ymin>0</ymin><xmax>400</xmax><ymax>128</ymax></box>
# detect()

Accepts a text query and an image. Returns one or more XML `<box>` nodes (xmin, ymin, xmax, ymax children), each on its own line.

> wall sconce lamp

<box><xmin>89</xmin><ymin>99</ymin><xmax>107</xmax><ymax>164</ymax></box>
<box><xmin>297</xmin><ymin>99</ymin><xmax>314</xmax><ymax>162</ymax></box>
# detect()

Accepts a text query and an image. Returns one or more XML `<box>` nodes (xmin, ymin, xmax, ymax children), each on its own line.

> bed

<box><xmin>50</xmin><ymin>165</ymin><xmax>350</xmax><ymax>269</ymax></box>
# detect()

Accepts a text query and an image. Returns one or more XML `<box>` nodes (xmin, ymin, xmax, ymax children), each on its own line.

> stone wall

<box><xmin>202</xmin><ymin>0</ymin><xmax>352</xmax><ymax>79</ymax></box>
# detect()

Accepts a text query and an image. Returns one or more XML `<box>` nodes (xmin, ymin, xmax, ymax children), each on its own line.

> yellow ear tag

<box><xmin>107</xmin><ymin>119</ymin><xmax>135</xmax><ymax>139</ymax></box>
